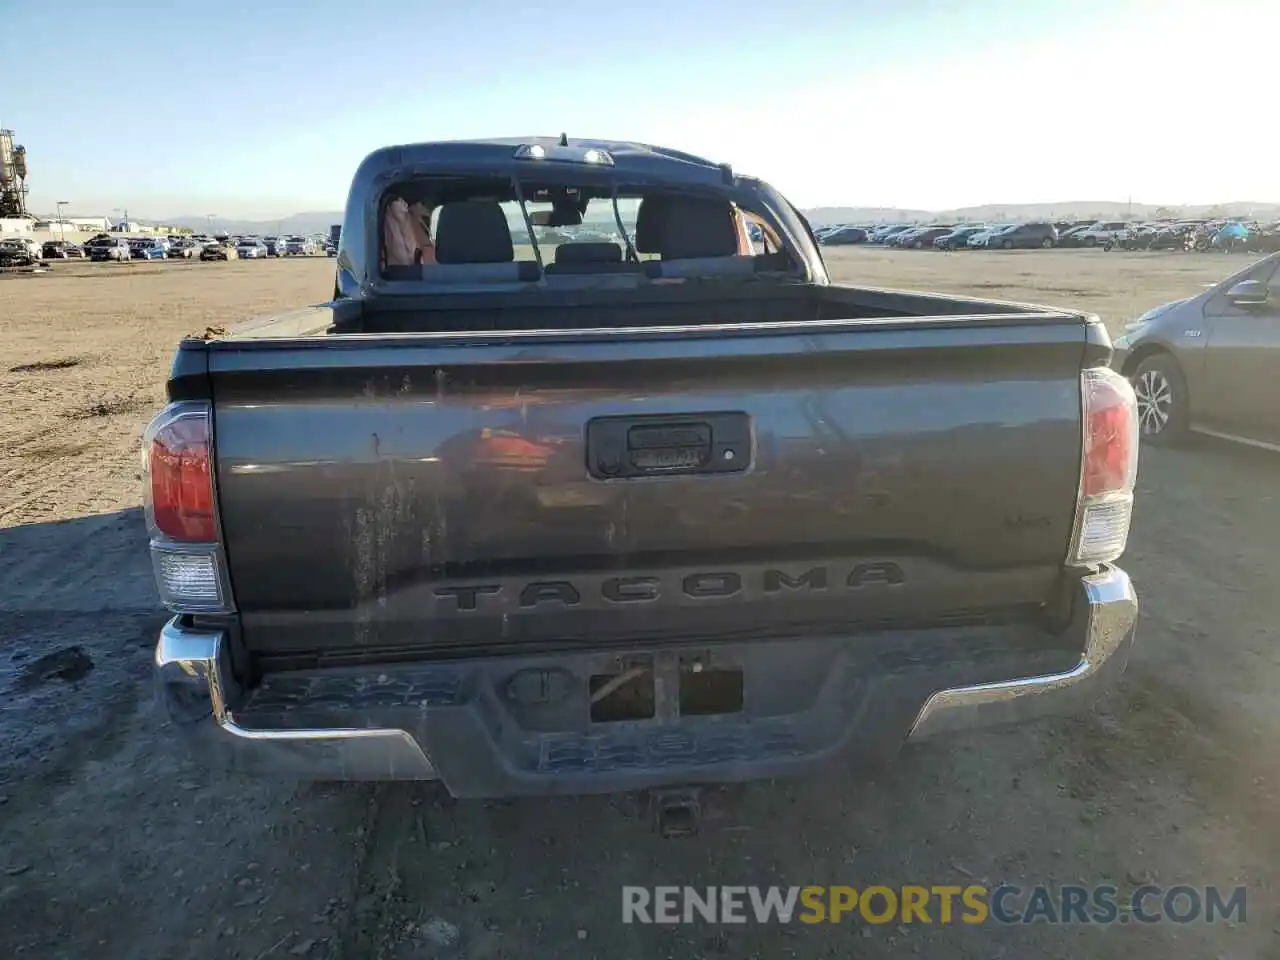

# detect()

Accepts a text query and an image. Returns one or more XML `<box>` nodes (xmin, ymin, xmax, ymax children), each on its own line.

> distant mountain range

<box><xmin>154</xmin><ymin>200</ymin><xmax>1280</xmax><ymax>235</ymax></box>
<box><xmin>803</xmin><ymin>201</ymin><xmax>1280</xmax><ymax>226</ymax></box>
<box><xmin>163</xmin><ymin>212</ymin><xmax>344</xmax><ymax>235</ymax></box>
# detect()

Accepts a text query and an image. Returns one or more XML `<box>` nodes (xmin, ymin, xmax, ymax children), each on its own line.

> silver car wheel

<box><xmin>1135</xmin><ymin>369</ymin><xmax>1173</xmax><ymax>435</ymax></box>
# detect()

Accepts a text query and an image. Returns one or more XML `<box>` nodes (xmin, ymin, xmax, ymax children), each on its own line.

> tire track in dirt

<box><xmin>330</xmin><ymin>786</ymin><xmax>425</xmax><ymax>960</ymax></box>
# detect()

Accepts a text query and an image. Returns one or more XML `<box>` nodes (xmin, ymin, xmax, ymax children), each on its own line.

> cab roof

<box><xmin>353</xmin><ymin>136</ymin><xmax>738</xmax><ymax>191</ymax></box>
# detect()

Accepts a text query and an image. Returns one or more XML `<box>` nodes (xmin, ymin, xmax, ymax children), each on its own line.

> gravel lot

<box><xmin>2</xmin><ymin>250</ymin><xmax>1277</xmax><ymax>958</ymax></box>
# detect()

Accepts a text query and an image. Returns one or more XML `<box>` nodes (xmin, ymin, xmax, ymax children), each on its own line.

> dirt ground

<box><xmin>2</xmin><ymin>249</ymin><xmax>1277</xmax><ymax>959</ymax></box>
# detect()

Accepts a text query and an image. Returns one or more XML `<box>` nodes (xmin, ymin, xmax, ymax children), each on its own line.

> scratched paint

<box><xmin>349</xmin><ymin>429</ymin><xmax>417</xmax><ymax>645</ymax></box>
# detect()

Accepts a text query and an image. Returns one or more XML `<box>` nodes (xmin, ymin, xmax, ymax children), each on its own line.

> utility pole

<box><xmin>207</xmin><ymin>213</ymin><xmax>216</xmax><ymax>235</ymax></box>
<box><xmin>56</xmin><ymin>200</ymin><xmax>69</xmax><ymax>241</ymax></box>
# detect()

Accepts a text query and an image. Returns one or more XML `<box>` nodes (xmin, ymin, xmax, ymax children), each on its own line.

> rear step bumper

<box><xmin>907</xmin><ymin>566</ymin><xmax>1136</xmax><ymax>738</ymax></box>
<box><xmin>154</xmin><ymin>567</ymin><xmax>1137</xmax><ymax>794</ymax></box>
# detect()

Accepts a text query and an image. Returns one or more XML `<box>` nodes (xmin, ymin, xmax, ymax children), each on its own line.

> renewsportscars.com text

<box><xmin>622</xmin><ymin>884</ymin><xmax>1247</xmax><ymax>926</ymax></box>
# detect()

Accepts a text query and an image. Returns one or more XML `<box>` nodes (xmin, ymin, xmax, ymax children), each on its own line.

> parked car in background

<box><xmin>200</xmin><ymin>242</ymin><xmax>237</xmax><ymax>262</ymax></box>
<box><xmin>819</xmin><ymin>226</ymin><xmax>868</xmax><ymax>245</ymax></box>
<box><xmin>130</xmin><ymin>238</ymin><xmax>169</xmax><ymax>260</ymax></box>
<box><xmin>1056</xmin><ymin>224</ymin><xmax>1097</xmax><ymax>248</ymax></box>
<box><xmin>883</xmin><ymin>227</ymin><xmax>914</xmax><ymax>247</ymax></box>
<box><xmin>1190</xmin><ymin>221</ymin><xmax>1227</xmax><ymax>252</ymax></box>
<box><xmin>1209</xmin><ymin>222</ymin><xmax>1251</xmax><ymax>253</ymax></box>
<box><xmin>966</xmin><ymin>225</ymin><xmax>1010</xmax><ymax>248</ymax></box>
<box><xmin>0</xmin><ymin>238</ymin><xmax>42</xmax><ymax>266</ymax></box>
<box><xmin>284</xmin><ymin>236</ymin><xmax>314</xmax><ymax>256</ymax></box>
<box><xmin>168</xmin><ymin>238</ymin><xmax>197</xmax><ymax>259</ymax></box>
<box><xmin>42</xmin><ymin>240</ymin><xmax>85</xmax><ymax>259</ymax></box>
<box><xmin>1247</xmin><ymin>223</ymin><xmax>1280</xmax><ymax>254</ymax></box>
<box><xmin>1112</xmin><ymin>251</ymin><xmax>1280</xmax><ymax>449</ymax></box>
<box><xmin>13</xmin><ymin>237</ymin><xmax>44</xmax><ymax>260</ymax></box>
<box><xmin>263</xmin><ymin>236</ymin><xmax>287</xmax><ymax>257</ymax></box>
<box><xmin>870</xmin><ymin>224</ymin><xmax>913</xmax><ymax>244</ymax></box>
<box><xmin>90</xmin><ymin>238</ymin><xmax>132</xmax><ymax>262</ymax></box>
<box><xmin>1075</xmin><ymin>221</ymin><xmax>1129</xmax><ymax>247</ymax></box>
<box><xmin>236</xmin><ymin>238</ymin><xmax>269</xmax><ymax>259</ymax></box>
<box><xmin>1104</xmin><ymin>224</ymin><xmax>1159</xmax><ymax>251</ymax></box>
<box><xmin>83</xmin><ymin>233</ymin><xmax>114</xmax><ymax>255</ymax></box>
<box><xmin>900</xmin><ymin>225</ymin><xmax>955</xmax><ymax>249</ymax></box>
<box><xmin>886</xmin><ymin>226</ymin><xmax>933</xmax><ymax>248</ymax></box>
<box><xmin>986</xmin><ymin>222</ymin><xmax>1058</xmax><ymax>249</ymax></box>
<box><xmin>934</xmin><ymin>225</ymin><xmax>987</xmax><ymax>250</ymax></box>
<box><xmin>1147</xmin><ymin>223</ymin><xmax>1198</xmax><ymax>251</ymax></box>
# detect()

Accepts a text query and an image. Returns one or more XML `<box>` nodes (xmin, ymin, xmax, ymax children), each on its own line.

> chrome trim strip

<box><xmin>908</xmin><ymin>567</ymin><xmax>1138</xmax><ymax>739</ymax></box>
<box><xmin>154</xmin><ymin>621</ymin><xmax>438</xmax><ymax>780</ymax></box>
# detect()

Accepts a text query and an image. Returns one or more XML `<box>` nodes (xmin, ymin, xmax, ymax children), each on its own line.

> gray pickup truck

<box><xmin>148</xmin><ymin>137</ymin><xmax>1139</xmax><ymax>808</ymax></box>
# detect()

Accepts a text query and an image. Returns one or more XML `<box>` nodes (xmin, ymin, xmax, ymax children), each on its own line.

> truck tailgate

<box><xmin>208</xmin><ymin>318</ymin><xmax>1087</xmax><ymax>657</ymax></box>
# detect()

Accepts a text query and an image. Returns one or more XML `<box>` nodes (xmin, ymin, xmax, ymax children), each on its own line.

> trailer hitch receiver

<box><xmin>650</xmin><ymin>787</ymin><xmax>702</xmax><ymax>838</ymax></box>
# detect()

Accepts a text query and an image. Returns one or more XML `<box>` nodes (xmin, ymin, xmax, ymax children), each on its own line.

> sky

<box><xmin>3</xmin><ymin>0</ymin><xmax>1276</xmax><ymax>219</ymax></box>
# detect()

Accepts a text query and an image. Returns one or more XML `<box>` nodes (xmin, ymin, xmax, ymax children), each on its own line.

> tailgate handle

<box><xmin>586</xmin><ymin>413</ymin><xmax>751</xmax><ymax>480</ymax></box>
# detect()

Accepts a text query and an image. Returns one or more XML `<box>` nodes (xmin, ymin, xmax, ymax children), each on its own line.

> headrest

<box><xmin>633</xmin><ymin>196</ymin><xmax>739</xmax><ymax>260</ymax></box>
<box><xmin>554</xmin><ymin>242</ymin><xmax>622</xmax><ymax>264</ymax></box>
<box><xmin>633</xmin><ymin>196</ymin><xmax>666</xmax><ymax>254</ymax></box>
<box><xmin>435</xmin><ymin>201</ymin><xmax>514</xmax><ymax>264</ymax></box>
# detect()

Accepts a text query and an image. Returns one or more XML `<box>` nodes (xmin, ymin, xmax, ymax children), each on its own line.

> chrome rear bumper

<box><xmin>908</xmin><ymin>566</ymin><xmax>1137</xmax><ymax>739</ymax></box>
<box><xmin>154</xmin><ymin>624</ymin><xmax>437</xmax><ymax>780</ymax></box>
<box><xmin>155</xmin><ymin>567</ymin><xmax>1137</xmax><ymax>787</ymax></box>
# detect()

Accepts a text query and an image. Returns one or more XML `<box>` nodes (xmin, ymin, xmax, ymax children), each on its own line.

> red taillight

<box><xmin>1071</xmin><ymin>368</ymin><xmax>1139</xmax><ymax>565</ymax></box>
<box><xmin>143</xmin><ymin>402</ymin><xmax>232</xmax><ymax>613</ymax></box>
<box><xmin>147</xmin><ymin>411</ymin><xmax>216</xmax><ymax>542</ymax></box>
<box><xmin>1081</xmin><ymin>369</ymin><xmax>1138</xmax><ymax>497</ymax></box>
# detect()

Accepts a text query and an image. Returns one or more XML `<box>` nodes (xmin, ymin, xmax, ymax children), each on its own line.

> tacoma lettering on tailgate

<box><xmin>431</xmin><ymin>562</ymin><xmax>905</xmax><ymax>613</ymax></box>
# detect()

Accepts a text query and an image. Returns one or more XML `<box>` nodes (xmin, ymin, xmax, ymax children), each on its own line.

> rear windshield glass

<box><xmin>377</xmin><ymin>175</ymin><xmax>786</xmax><ymax>283</ymax></box>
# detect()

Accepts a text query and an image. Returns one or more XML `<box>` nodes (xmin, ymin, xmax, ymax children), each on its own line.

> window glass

<box><xmin>380</xmin><ymin>176</ymin><xmax>776</xmax><ymax>277</ymax></box>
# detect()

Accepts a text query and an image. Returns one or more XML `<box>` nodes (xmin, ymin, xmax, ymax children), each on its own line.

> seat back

<box><xmin>434</xmin><ymin>201</ymin><xmax>514</xmax><ymax>264</ymax></box>
<box><xmin>633</xmin><ymin>196</ymin><xmax>740</xmax><ymax>260</ymax></box>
